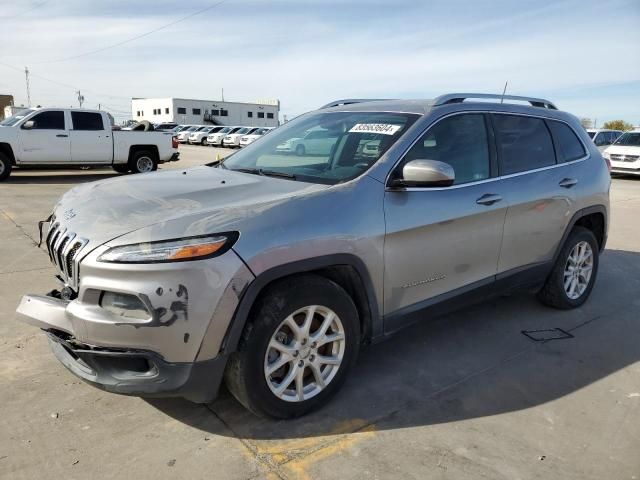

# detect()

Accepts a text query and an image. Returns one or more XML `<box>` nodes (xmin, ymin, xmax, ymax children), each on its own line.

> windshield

<box><xmin>613</xmin><ymin>132</ymin><xmax>640</xmax><ymax>146</ymax></box>
<box><xmin>587</xmin><ymin>131</ymin><xmax>596</xmax><ymax>139</ymax></box>
<box><xmin>0</xmin><ymin>109</ymin><xmax>35</xmax><ymax>127</ymax></box>
<box><xmin>221</xmin><ymin>111</ymin><xmax>419</xmax><ymax>185</ymax></box>
<box><xmin>236</xmin><ymin>128</ymin><xmax>251</xmax><ymax>134</ymax></box>
<box><xmin>218</xmin><ymin>127</ymin><xmax>232</xmax><ymax>133</ymax></box>
<box><xmin>254</xmin><ymin>128</ymin><xmax>268</xmax><ymax>135</ymax></box>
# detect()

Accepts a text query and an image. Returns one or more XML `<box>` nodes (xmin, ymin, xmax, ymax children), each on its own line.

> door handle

<box><xmin>56</xmin><ymin>134</ymin><xmax>68</xmax><ymax>138</ymax></box>
<box><xmin>476</xmin><ymin>194</ymin><xmax>502</xmax><ymax>206</ymax></box>
<box><xmin>559</xmin><ymin>178</ymin><xmax>578</xmax><ymax>188</ymax></box>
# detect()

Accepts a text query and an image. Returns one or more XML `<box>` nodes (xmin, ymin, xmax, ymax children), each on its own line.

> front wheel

<box><xmin>129</xmin><ymin>150</ymin><xmax>158</xmax><ymax>174</ymax></box>
<box><xmin>537</xmin><ymin>226</ymin><xmax>599</xmax><ymax>309</ymax></box>
<box><xmin>225</xmin><ymin>275</ymin><xmax>360</xmax><ymax>418</ymax></box>
<box><xmin>0</xmin><ymin>152</ymin><xmax>12</xmax><ymax>181</ymax></box>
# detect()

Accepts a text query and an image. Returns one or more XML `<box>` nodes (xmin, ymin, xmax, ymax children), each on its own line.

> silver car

<box><xmin>16</xmin><ymin>93</ymin><xmax>610</xmax><ymax>418</ymax></box>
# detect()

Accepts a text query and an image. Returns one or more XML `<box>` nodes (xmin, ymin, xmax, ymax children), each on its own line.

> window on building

<box><xmin>212</xmin><ymin>109</ymin><xmax>220</xmax><ymax>116</ymax></box>
<box><xmin>267</xmin><ymin>113</ymin><xmax>274</xmax><ymax>119</ymax></box>
<box><xmin>547</xmin><ymin>120</ymin><xmax>586</xmax><ymax>162</ymax></box>
<box><xmin>193</xmin><ymin>108</ymin><xmax>201</xmax><ymax>115</ymax></box>
<box><xmin>492</xmin><ymin>114</ymin><xmax>555</xmax><ymax>175</ymax></box>
<box><xmin>165</xmin><ymin>108</ymin><xmax>169</xmax><ymax>114</ymax></box>
<box><xmin>220</xmin><ymin>109</ymin><xmax>228</xmax><ymax>116</ymax></box>
<box><xmin>71</xmin><ymin>111</ymin><xmax>104</xmax><ymax>131</ymax></box>
<box><xmin>177</xmin><ymin>107</ymin><xmax>186</xmax><ymax>114</ymax></box>
<box><xmin>258</xmin><ymin>112</ymin><xmax>265</xmax><ymax>118</ymax></box>
<box><xmin>136</xmin><ymin>111</ymin><xmax>141</xmax><ymax>117</ymax></box>
<box><xmin>403</xmin><ymin>113</ymin><xmax>490</xmax><ymax>185</ymax></box>
<box><xmin>247</xmin><ymin>111</ymin><xmax>253</xmax><ymax>118</ymax></box>
<box><xmin>28</xmin><ymin>110</ymin><xmax>65</xmax><ymax>130</ymax></box>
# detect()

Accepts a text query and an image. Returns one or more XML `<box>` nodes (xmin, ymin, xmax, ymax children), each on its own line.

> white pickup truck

<box><xmin>0</xmin><ymin>108</ymin><xmax>179</xmax><ymax>181</ymax></box>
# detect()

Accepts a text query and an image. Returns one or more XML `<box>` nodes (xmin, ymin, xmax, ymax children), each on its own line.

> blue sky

<box><xmin>1</xmin><ymin>0</ymin><xmax>638</xmax><ymax>124</ymax></box>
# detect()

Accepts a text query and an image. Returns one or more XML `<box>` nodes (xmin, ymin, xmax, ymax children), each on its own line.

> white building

<box><xmin>131</xmin><ymin>97</ymin><xmax>280</xmax><ymax>127</ymax></box>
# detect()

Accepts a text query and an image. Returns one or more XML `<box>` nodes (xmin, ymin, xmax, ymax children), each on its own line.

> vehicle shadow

<box><xmin>147</xmin><ymin>248</ymin><xmax>640</xmax><ymax>441</ymax></box>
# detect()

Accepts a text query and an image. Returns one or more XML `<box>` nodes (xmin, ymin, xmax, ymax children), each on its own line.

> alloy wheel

<box><xmin>563</xmin><ymin>240</ymin><xmax>593</xmax><ymax>299</ymax></box>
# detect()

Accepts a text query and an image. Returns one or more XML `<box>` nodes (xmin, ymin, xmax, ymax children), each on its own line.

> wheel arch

<box><xmin>0</xmin><ymin>143</ymin><xmax>16</xmax><ymax>164</ymax></box>
<box><xmin>128</xmin><ymin>145</ymin><xmax>159</xmax><ymax>163</ymax></box>
<box><xmin>220</xmin><ymin>254</ymin><xmax>381</xmax><ymax>355</ymax></box>
<box><xmin>553</xmin><ymin>205</ymin><xmax>608</xmax><ymax>266</ymax></box>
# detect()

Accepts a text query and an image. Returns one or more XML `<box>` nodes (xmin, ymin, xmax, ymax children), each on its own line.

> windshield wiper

<box><xmin>231</xmin><ymin>167</ymin><xmax>296</xmax><ymax>180</ymax></box>
<box><xmin>259</xmin><ymin>169</ymin><xmax>296</xmax><ymax>179</ymax></box>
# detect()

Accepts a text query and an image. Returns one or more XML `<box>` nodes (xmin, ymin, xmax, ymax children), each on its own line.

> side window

<box><xmin>28</xmin><ymin>111</ymin><xmax>65</xmax><ymax>130</ymax></box>
<box><xmin>403</xmin><ymin>113</ymin><xmax>490</xmax><ymax>185</ymax></box>
<box><xmin>493</xmin><ymin>114</ymin><xmax>555</xmax><ymax>175</ymax></box>
<box><xmin>547</xmin><ymin>120</ymin><xmax>586</xmax><ymax>162</ymax></box>
<box><xmin>71</xmin><ymin>112</ymin><xmax>104</xmax><ymax>131</ymax></box>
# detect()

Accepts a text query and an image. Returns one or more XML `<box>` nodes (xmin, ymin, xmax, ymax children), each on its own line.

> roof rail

<box><xmin>433</xmin><ymin>93</ymin><xmax>557</xmax><ymax>110</ymax></box>
<box><xmin>320</xmin><ymin>99</ymin><xmax>389</xmax><ymax>109</ymax></box>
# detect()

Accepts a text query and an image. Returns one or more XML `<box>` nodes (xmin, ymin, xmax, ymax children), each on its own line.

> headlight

<box><xmin>98</xmin><ymin>233</ymin><xmax>238</xmax><ymax>263</ymax></box>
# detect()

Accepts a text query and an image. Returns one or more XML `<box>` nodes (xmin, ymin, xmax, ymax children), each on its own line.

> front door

<box><xmin>18</xmin><ymin>110</ymin><xmax>70</xmax><ymax>163</ymax></box>
<box><xmin>383</xmin><ymin>113</ymin><xmax>507</xmax><ymax>333</ymax></box>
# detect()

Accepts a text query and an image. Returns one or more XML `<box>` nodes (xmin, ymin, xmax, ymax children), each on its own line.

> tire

<box><xmin>537</xmin><ymin>226</ymin><xmax>599</xmax><ymax>309</ymax></box>
<box><xmin>225</xmin><ymin>274</ymin><xmax>360</xmax><ymax>419</ymax></box>
<box><xmin>0</xmin><ymin>152</ymin><xmax>12</xmax><ymax>181</ymax></box>
<box><xmin>295</xmin><ymin>144</ymin><xmax>306</xmax><ymax>156</ymax></box>
<box><xmin>112</xmin><ymin>164</ymin><xmax>129</xmax><ymax>174</ymax></box>
<box><xmin>201</xmin><ymin>138</ymin><xmax>207</xmax><ymax>146</ymax></box>
<box><xmin>128</xmin><ymin>150</ymin><xmax>158</xmax><ymax>174</ymax></box>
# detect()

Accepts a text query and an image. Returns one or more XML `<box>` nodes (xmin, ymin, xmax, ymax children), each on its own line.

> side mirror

<box><xmin>22</xmin><ymin>120</ymin><xmax>35</xmax><ymax>130</ymax></box>
<box><xmin>391</xmin><ymin>159</ymin><xmax>455</xmax><ymax>188</ymax></box>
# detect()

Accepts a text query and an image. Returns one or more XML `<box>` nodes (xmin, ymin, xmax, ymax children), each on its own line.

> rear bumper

<box><xmin>45</xmin><ymin>329</ymin><xmax>226</xmax><ymax>403</ymax></box>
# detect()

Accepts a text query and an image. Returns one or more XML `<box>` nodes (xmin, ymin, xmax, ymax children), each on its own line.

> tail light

<box><xmin>172</xmin><ymin>136</ymin><xmax>179</xmax><ymax>149</ymax></box>
<box><xmin>603</xmin><ymin>151</ymin><xmax>611</xmax><ymax>172</ymax></box>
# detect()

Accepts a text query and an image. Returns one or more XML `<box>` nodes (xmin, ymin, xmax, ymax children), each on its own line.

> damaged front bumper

<box><xmin>15</xmin><ymin>248</ymin><xmax>254</xmax><ymax>402</ymax></box>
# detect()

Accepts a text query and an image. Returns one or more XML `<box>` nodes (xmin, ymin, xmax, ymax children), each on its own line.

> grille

<box><xmin>610</xmin><ymin>154</ymin><xmax>639</xmax><ymax>163</ymax></box>
<box><xmin>45</xmin><ymin>220</ymin><xmax>88</xmax><ymax>290</ymax></box>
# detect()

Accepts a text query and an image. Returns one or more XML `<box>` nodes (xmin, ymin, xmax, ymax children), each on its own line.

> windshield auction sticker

<box><xmin>349</xmin><ymin>123</ymin><xmax>402</xmax><ymax>135</ymax></box>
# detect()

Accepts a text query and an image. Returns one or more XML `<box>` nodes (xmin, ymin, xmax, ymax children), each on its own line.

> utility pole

<box><xmin>221</xmin><ymin>87</ymin><xmax>224</xmax><ymax>102</ymax></box>
<box><xmin>25</xmin><ymin>67</ymin><xmax>31</xmax><ymax>107</ymax></box>
<box><xmin>76</xmin><ymin>90</ymin><xmax>84</xmax><ymax>108</ymax></box>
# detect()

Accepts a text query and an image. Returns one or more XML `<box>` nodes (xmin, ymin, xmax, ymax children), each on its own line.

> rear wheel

<box><xmin>225</xmin><ymin>275</ymin><xmax>360</xmax><ymax>418</ymax></box>
<box><xmin>129</xmin><ymin>150</ymin><xmax>158</xmax><ymax>174</ymax></box>
<box><xmin>537</xmin><ymin>226</ymin><xmax>599</xmax><ymax>309</ymax></box>
<box><xmin>0</xmin><ymin>152</ymin><xmax>12</xmax><ymax>181</ymax></box>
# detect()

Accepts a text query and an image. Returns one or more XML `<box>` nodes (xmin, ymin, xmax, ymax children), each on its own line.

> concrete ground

<box><xmin>1</xmin><ymin>145</ymin><xmax>639</xmax><ymax>479</ymax></box>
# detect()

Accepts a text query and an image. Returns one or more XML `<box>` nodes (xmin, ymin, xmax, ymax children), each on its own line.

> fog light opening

<box><xmin>99</xmin><ymin>291</ymin><xmax>151</xmax><ymax>320</ymax></box>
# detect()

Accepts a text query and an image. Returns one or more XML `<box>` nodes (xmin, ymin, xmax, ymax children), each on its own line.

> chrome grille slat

<box><xmin>44</xmin><ymin>220</ymin><xmax>87</xmax><ymax>290</ymax></box>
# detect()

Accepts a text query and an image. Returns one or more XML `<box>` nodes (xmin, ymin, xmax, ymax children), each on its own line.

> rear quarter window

<box><xmin>547</xmin><ymin>120</ymin><xmax>586</xmax><ymax>162</ymax></box>
<box><xmin>493</xmin><ymin>114</ymin><xmax>556</xmax><ymax>175</ymax></box>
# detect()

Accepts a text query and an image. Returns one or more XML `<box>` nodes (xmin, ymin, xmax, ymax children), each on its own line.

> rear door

<box><xmin>383</xmin><ymin>113</ymin><xmax>507</xmax><ymax>332</ymax></box>
<box><xmin>493</xmin><ymin>114</ymin><xmax>585</xmax><ymax>278</ymax></box>
<box><xmin>70</xmin><ymin>112</ymin><xmax>112</xmax><ymax>163</ymax></box>
<box><xmin>17</xmin><ymin>110</ymin><xmax>70</xmax><ymax>163</ymax></box>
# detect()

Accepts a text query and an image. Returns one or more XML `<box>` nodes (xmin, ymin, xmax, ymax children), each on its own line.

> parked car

<box><xmin>0</xmin><ymin>108</ymin><xmax>179</xmax><ymax>180</ymax></box>
<box><xmin>207</xmin><ymin>126</ymin><xmax>242</xmax><ymax>146</ymax></box>
<box><xmin>223</xmin><ymin>127</ymin><xmax>259</xmax><ymax>148</ymax></box>
<box><xmin>239</xmin><ymin>127</ymin><xmax>274</xmax><ymax>147</ymax></box>
<box><xmin>276</xmin><ymin>128</ymin><xmax>340</xmax><ymax>155</ymax></box>
<box><xmin>587</xmin><ymin>129</ymin><xmax>623</xmax><ymax>151</ymax></box>
<box><xmin>16</xmin><ymin>94</ymin><xmax>609</xmax><ymax>420</ymax></box>
<box><xmin>604</xmin><ymin>129</ymin><xmax>640</xmax><ymax>176</ymax></box>
<box><xmin>188</xmin><ymin>126</ymin><xmax>221</xmax><ymax>145</ymax></box>
<box><xmin>176</xmin><ymin>125</ymin><xmax>205</xmax><ymax>143</ymax></box>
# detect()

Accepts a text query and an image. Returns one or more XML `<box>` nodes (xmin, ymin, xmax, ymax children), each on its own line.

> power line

<box><xmin>35</xmin><ymin>0</ymin><xmax>228</xmax><ymax>64</ymax></box>
<box><xmin>0</xmin><ymin>0</ymin><xmax>50</xmax><ymax>20</ymax></box>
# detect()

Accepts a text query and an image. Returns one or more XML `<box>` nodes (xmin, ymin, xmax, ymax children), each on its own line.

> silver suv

<box><xmin>17</xmin><ymin>93</ymin><xmax>610</xmax><ymax>418</ymax></box>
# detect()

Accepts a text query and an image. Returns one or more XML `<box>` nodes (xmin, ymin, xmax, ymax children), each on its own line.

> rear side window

<box><xmin>404</xmin><ymin>113</ymin><xmax>490</xmax><ymax>185</ymax></box>
<box><xmin>29</xmin><ymin>111</ymin><xmax>65</xmax><ymax>130</ymax></box>
<box><xmin>71</xmin><ymin>112</ymin><xmax>104</xmax><ymax>131</ymax></box>
<box><xmin>547</xmin><ymin>120</ymin><xmax>586</xmax><ymax>162</ymax></box>
<box><xmin>493</xmin><ymin>114</ymin><xmax>555</xmax><ymax>175</ymax></box>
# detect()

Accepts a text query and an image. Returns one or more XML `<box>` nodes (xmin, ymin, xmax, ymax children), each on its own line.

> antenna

<box><xmin>500</xmin><ymin>81</ymin><xmax>508</xmax><ymax>104</ymax></box>
<box><xmin>25</xmin><ymin>67</ymin><xmax>31</xmax><ymax>106</ymax></box>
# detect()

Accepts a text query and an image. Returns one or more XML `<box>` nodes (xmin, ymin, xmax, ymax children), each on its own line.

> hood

<box><xmin>52</xmin><ymin>166</ymin><xmax>326</xmax><ymax>248</ymax></box>
<box><xmin>604</xmin><ymin>145</ymin><xmax>640</xmax><ymax>155</ymax></box>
